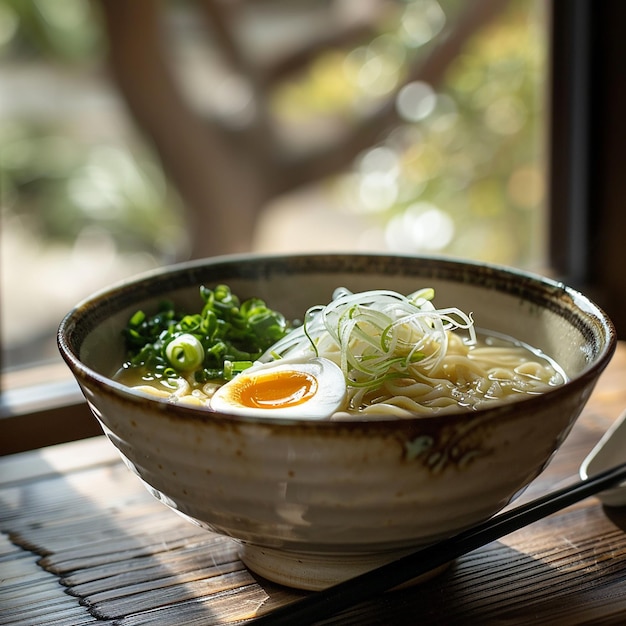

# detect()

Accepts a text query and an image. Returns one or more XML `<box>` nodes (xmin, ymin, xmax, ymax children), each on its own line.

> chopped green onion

<box><xmin>223</xmin><ymin>360</ymin><xmax>254</xmax><ymax>380</ymax></box>
<box><xmin>121</xmin><ymin>285</ymin><xmax>291</xmax><ymax>382</ymax></box>
<box><xmin>165</xmin><ymin>333</ymin><xmax>205</xmax><ymax>371</ymax></box>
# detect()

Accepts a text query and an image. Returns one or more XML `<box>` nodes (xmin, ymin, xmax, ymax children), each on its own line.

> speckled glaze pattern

<box><xmin>58</xmin><ymin>253</ymin><xmax>616</xmax><ymax>590</ymax></box>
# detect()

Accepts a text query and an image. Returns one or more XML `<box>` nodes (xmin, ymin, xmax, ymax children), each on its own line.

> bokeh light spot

<box><xmin>508</xmin><ymin>165</ymin><xmax>544</xmax><ymax>209</ymax></box>
<box><xmin>385</xmin><ymin>202</ymin><xmax>454</xmax><ymax>252</ymax></box>
<box><xmin>400</xmin><ymin>0</ymin><xmax>447</xmax><ymax>48</ymax></box>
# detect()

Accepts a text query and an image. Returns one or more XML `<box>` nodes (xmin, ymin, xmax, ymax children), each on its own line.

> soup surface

<box><xmin>114</xmin><ymin>285</ymin><xmax>566</xmax><ymax>419</ymax></box>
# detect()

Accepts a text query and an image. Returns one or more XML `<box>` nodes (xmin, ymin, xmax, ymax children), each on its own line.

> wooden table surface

<box><xmin>2</xmin><ymin>342</ymin><xmax>626</xmax><ymax>626</ymax></box>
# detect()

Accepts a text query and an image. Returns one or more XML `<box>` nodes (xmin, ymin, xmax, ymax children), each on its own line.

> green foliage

<box><xmin>2</xmin><ymin>0</ymin><xmax>547</xmax><ymax>269</ymax></box>
<box><xmin>0</xmin><ymin>122</ymin><xmax>184</xmax><ymax>257</ymax></box>
<box><xmin>0</xmin><ymin>0</ymin><xmax>100</xmax><ymax>62</ymax></box>
<box><xmin>0</xmin><ymin>0</ymin><xmax>185</xmax><ymax>259</ymax></box>
<box><xmin>273</xmin><ymin>0</ymin><xmax>546</xmax><ymax>267</ymax></box>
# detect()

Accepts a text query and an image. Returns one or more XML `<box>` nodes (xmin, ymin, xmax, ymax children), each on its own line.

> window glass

<box><xmin>1</xmin><ymin>0</ymin><xmax>547</xmax><ymax>372</ymax></box>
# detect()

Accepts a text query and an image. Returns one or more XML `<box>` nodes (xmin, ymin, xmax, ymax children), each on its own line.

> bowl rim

<box><xmin>57</xmin><ymin>252</ymin><xmax>617</xmax><ymax>429</ymax></box>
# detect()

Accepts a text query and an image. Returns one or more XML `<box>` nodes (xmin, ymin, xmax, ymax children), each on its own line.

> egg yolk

<box><xmin>235</xmin><ymin>370</ymin><xmax>318</xmax><ymax>409</ymax></box>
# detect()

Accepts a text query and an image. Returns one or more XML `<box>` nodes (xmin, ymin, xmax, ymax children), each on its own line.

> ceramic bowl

<box><xmin>58</xmin><ymin>253</ymin><xmax>616</xmax><ymax>590</ymax></box>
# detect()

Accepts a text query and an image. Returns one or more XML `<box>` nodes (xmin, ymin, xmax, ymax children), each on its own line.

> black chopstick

<box><xmin>253</xmin><ymin>462</ymin><xmax>626</xmax><ymax>625</ymax></box>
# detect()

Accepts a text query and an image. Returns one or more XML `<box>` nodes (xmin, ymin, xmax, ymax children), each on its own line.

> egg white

<box><xmin>210</xmin><ymin>357</ymin><xmax>347</xmax><ymax>419</ymax></box>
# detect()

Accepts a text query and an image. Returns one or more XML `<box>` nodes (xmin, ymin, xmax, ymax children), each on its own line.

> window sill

<box><xmin>1</xmin><ymin>361</ymin><xmax>102</xmax><ymax>456</ymax></box>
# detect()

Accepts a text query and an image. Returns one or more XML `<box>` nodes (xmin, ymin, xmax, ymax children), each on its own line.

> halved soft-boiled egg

<box><xmin>210</xmin><ymin>356</ymin><xmax>347</xmax><ymax>419</ymax></box>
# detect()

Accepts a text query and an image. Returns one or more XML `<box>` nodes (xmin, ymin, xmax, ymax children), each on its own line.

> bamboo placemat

<box><xmin>3</xmin><ymin>435</ymin><xmax>626</xmax><ymax>625</ymax></box>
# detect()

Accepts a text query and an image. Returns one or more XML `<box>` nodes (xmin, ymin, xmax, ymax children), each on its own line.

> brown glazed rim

<box><xmin>57</xmin><ymin>252</ymin><xmax>617</xmax><ymax>432</ymax></box>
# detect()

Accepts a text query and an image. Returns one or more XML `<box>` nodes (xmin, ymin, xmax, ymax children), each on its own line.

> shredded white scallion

<box><xmin>260</xmin><ymin>287</ymin><xmax>476</xmax><ymax>395</ymax></box>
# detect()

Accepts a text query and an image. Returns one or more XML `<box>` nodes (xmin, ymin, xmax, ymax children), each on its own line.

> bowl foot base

<box><xmin>239</xmin><ymin>543</ymin><xmax>451</xmax><ymax>591</ymax></box>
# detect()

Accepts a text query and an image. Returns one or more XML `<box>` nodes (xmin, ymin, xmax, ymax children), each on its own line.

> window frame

<box><xmin>548</xmin><ymin>0</ymin><xmax>626</xmax><ymax>334</ymax></box>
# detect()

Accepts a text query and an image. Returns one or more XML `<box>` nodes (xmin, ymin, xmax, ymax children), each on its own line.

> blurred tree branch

<box><xmin>96</xmin><ymin>0</ymin><xmax>506</xmax><ymax>258</ymax></box>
